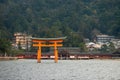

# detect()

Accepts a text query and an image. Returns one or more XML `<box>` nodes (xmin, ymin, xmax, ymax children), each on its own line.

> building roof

<box><xmin>96</xmin><ymin>35</ymin><xmax>114</xmax><ymax>38</ymax></box>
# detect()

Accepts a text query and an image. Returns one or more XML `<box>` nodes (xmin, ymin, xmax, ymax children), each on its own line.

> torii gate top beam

<box><xmin>32</xmin><ymin>37</ymin><xmax>66</xmax><ymax>41</ymax></box>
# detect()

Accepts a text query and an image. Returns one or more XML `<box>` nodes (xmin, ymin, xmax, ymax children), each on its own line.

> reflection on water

<box><xmin>0</xmin><ymin>59</ymin><xmax>120</xmax><ymax>80</ymax></box>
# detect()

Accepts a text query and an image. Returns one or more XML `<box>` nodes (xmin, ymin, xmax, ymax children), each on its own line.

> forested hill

<box><xmin>0</xmin><ymin>0</ymin><xmax>120</xmax><ymax>39</ymax></box>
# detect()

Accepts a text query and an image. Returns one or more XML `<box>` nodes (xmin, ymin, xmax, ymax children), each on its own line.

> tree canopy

<box><xmin>0</xmin><ymin>39</ymin><xmax>11</xmax><ymax>56</ymax></box>
<box><xmin>0</xmin><ymin>0</ymin><xmax>120</xmax><ymax>45</ymax></box>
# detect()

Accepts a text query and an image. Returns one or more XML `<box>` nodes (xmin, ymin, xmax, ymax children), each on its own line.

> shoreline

<box><xmin>0</xmin><ymin>57</ymin><xmax>120</xmax><ymax>61</ymax></box>
<box><xmin>0</xmin><ymin>57</ymin><xmax>18</xmax><ymax>61</ymax></box>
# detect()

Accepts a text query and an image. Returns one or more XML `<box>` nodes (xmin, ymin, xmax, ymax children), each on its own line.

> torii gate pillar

<box><xmin>32</xmin><ymin>37</ymin><xmax>66</xmax><ymax>63</ymax></box>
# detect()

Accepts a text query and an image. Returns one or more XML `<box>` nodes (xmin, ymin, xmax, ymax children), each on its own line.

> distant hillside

<box><xmin>0</xmin><ymin>0</ymin><xmax>120</xmax><ymax>40</ymax></box>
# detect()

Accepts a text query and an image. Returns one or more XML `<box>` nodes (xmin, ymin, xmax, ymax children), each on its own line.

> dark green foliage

<box><xmin>99</xmin><ymin>42</ymin><xmax>116</xmax><ymax>53</ymax></box>
<box><xmin>0</xmin><ymin>38</ymin><xmax>11</xmax><ymax>55</ymax></box>
<box><xmin>100</xmin><ymin>44</ymin><xmax>108</xmax><ymax>53</ymax></box>
<box><xmin>0</xmin><ymin>0</ymin><xmax>120</xmax><ymax>47</ymax></box>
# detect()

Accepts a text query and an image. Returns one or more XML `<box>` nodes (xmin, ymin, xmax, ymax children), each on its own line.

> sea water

<box><xmin>0</xmin><ymin>59</ymin><xmax>120</xmax><ymax>80</ymax></box>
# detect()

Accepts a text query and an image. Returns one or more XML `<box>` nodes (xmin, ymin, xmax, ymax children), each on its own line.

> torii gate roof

<box><xmin>32</xmin><ymin>37</ymin><xmax>66</xmax><ymax>41</ymax></box>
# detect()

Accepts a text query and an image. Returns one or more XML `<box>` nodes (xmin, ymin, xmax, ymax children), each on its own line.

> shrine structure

<box><xmin>32</xmin><ymin>37</ymin><xmax>66</xmax><ymax>63</ymax></box>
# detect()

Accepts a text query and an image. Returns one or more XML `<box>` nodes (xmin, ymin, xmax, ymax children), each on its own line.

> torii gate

<box><xmin>32</xmin><ymin>37</ymin><xmax>66</xmax><ymax>63</ymax></box>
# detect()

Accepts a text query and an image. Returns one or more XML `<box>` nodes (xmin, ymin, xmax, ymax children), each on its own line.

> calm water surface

<box><xmin>0</xmin><ymin>59</ymin><xmax>120</xmax><ymax>80</ymax></box>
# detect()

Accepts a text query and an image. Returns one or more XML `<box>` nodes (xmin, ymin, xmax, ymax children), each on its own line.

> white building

<box><xmin>96</xmin><ymin>35</ymin><xmax>114</xmax><ymax>43</ymax></box>
<box><xmin>86</xmin><ymin>42</ymin><xmax>102</xmax><ymax>49</ymax></box>
<box><xmin>111</xmin><ymin>39</ymin><xmax>120</xmax><ymax>49</ymax></box>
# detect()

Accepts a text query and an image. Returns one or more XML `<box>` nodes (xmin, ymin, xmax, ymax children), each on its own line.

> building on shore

<box><xmin>111</xmin><ymin>39</ymin><xmax>120</xmax><ymax>49</ymax></box>
<box><xmin>13</xmin><ymin>32</ymin><xmax>32</xmax><ymax>50</ymax></box>
<box><xmin>96</xmin><ymin>35</ymin><xmax>114</xmax><ymax>43</ymax></box>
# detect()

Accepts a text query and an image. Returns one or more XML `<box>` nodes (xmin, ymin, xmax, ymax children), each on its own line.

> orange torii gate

<box><xmin>32</xmin><ymin>37</ymin><xmax>66</xmax><ymax>63</ymax></box>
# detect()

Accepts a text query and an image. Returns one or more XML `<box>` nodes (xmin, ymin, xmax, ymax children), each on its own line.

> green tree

<box><xmin>108</xmin><ymin>42</ymin><xmax>115</xmax><ymax>52</ymax></box>
<box><xmin>0</xmin><ymin>39</ymin><xmax>11</xmax><ymax>56</ymax></box>
<box><xmin>79</xmin><ymin>42</ymin><xmax>87</xmax><ymax>52</ymax></box>
<box><xmin>100</xmin><ymin>44</ymin><xmax>108</xmax><ymax>53</ymax></box>
<box><xmin>18</xmin><ymin>41</ymin><xmax>22</xmax><ymax>50</ymax></box>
